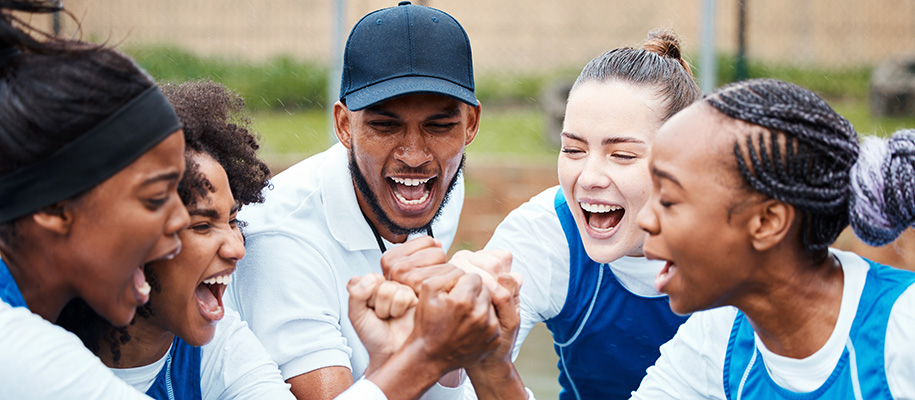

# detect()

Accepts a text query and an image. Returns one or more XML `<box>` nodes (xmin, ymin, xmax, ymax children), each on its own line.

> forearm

<box><xmin>465</xmin><ymin>360</ymin><xmax>527</xmax><ymax>400</ymax></box>
<box><xmin>367</xmin><ymin>339</ymin><xmax>448</xmax><ymax>400</ymax></box>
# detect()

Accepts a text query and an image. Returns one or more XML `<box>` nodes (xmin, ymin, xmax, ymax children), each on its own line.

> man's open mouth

<box><xmin>390</xmin><ymin>176</ymin><xmax>435</xmax><ymax>208</ymax></box>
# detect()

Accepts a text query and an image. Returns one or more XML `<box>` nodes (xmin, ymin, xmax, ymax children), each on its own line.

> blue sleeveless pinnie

<box><xmin>545</xmin><ymin>190</ymin><xmax>689</xmax><ymax>400</ymax></box>
<box><xmin>0</xmin><ymin>258</ymin><xmax>26</xmax><ymax>308</ymax></box>
<box><xmin>146</xmin><ymin>336</ymin><xmax>203</xmax><ymax>400</ymax></box>
<box><xmin>723</xmin><ymin>260</ymin><xmax>915</xmax><ymax>400</ymax></box>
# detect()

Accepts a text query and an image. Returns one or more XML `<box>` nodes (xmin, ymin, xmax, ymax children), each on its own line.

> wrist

<box><xmin>466</xmin><ymin>360</ymin><xmax>527</xmax><ymax>400</ymax></box>
<box><xmin>366</xmin><ymin>337</ymin><xmax>449</xmax><ymax>400</ymax></box>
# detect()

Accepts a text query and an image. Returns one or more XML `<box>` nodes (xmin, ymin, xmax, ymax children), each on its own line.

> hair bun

<box><xmin>641</xmin><ymin>29</ymin><xmax>692</xmax><ymax>77</ymax></box>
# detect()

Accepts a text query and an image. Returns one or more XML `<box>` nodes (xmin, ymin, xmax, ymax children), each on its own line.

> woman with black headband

<box><xmin>0</xmin><ymin>2</ymin><xmax>188</xmax><ymax>398</ymax></box>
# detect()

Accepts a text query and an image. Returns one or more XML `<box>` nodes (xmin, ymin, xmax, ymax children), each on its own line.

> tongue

<box><xmin>588</xmin><ymin>209</ymin><xmax>624</xmax><ymax>230</ymax></box>
<box><xmin>195</xmin><ymin>284</ymin><xmax>220</xmax><ymax>313</ymax></box>
<box><xmin>394</xmin><ymin>183</ymin><xmax>428</xmax><ymax>201</ymax></box>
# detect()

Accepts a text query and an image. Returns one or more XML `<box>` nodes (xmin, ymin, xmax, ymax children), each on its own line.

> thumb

<box><xmin>347</xmin><ymin>273</ymin><xmax>384</xmax><ymax>319</ymax></box>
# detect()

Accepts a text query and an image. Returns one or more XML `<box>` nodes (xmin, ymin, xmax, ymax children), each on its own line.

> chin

<box><xmin>181</xmin><ymin>327</ymin><xmax>217</xmax><ymax>347</ymax></box>
<box><xmin>581</xmin><ymin>237</ymin><xmax>633</xmax><ymax>264</ymax></box>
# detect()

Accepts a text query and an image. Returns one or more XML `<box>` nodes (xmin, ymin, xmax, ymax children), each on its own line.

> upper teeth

<box><xmin>580</xmin><ymin>203</ymin><xmax>622</xmax><ymax>213</ymax></box>
<box><xmin>391</xmin><ymin>177</ymin><xmax>430</xmax><ymax>186</ymax></box>
<box><xmin>203</xmin><ymin>275</ymin><xmax>233</xmax><ymax>285</ymax></box>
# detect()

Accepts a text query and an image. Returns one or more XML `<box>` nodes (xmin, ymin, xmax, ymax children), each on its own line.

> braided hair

<box><xmin>850</xmin><ymin>129</ymin><xmax>915</xmax><ymax>246</ymax></box>
<box><xmin>573</xmin><ymin>29</ymin><xmax>701</xmax><ymax>121</ymax></box>
<box><xmin>705</xmin><ymin>79</ymin><xmax>859</xmax><ymax>252</ymax></box>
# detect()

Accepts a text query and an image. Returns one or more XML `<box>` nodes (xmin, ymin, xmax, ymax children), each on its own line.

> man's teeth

<box><xmin>391</xmin><ymin>177</ymin><xmax>430</xmax><ymax>187</ymax></box>
<box><xmin>203</xmin><ymin>275</ymin><xmax>233</xmax><ymax>285</ymax></box>
<box><xmin>138</xmin><ymin>281</ymin><xmax>151</xmax><ymax>296</ymax></box>
<box><xmin>580</xmin><ymin>202</ymin><xmax>622</xmax><ymax>213</ymax></box>
<box><xmin>395</xmin><ymin>191</ymin><xmax>430</xmax><ymax>205</ymax></box>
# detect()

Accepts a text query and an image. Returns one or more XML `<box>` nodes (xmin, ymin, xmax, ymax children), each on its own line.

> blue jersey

<box><xmin>723</xmin><ymin>260</ymin><xmax>915</xmax><ymax>400</ymax></box>
<box><xmin>545</xmin><ymin>190</ymin><xmax>688</xmax><ymax>400</ymax></box>
<box><xmin>0</xmin><ymin>258</ymin><xmax>26</xmax><ymax>308</ymax></box>
<box><xmin>146</xmin><ymin>336</ymin><xmax>202</xmax><ymax>400</ymax></box>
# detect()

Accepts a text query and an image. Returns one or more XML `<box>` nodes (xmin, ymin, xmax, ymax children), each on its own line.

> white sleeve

<box><xmin>0</xmin><ymin>304</ymin><xmax>151</xmax><ymax>400</ymax></box>
<box><xmin>227</xmin><ymin>232</ymin><xmax>352</xmax><ymax>380</ymax></box>
<box><xmin>484</xmin><ymin>186</ymin><xmax>568</xmax><ymax>362</ymax></box>
<box><xmin>201</xmin><ymin>308</ymin><xmax>295</xmax><ymax>400</ymax></box>
<box><xmin>335</xmin><ymin>379</ymin><xmax>387</xmax><ymax>400</ymax></box>
<box><xmin>885</xmin><ymin>283</ymin><xmax>915</xmax><ymax>398</ymax></box>
<box><xmin>458</xmin><ymin>187</ymin><xmax>566</xmax><ymax>400</ymax></box>
<box><xmin>631</xmin><ymin>308</ymin><xmax>733</xmax><ymax>400</ymax></box>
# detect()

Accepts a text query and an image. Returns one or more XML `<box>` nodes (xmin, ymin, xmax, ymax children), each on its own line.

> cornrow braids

<box><xmin>850</xmin><ymin>130</ymin><xmax>915</xmax><ymax>246</ymax></box>
<box><xmin>573</xmin><ymin>29</ymin><xmax>700</xmax><ymax>121</ymax></box>
<box><xmin>705</xmin><ymin>79</ymin><xmax>859</xmax><ymax>252</ymax></box>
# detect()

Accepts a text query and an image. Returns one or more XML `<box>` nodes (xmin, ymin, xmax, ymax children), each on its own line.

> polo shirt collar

<box><xmin>320</xmin><ymin>143</ymin><xmax>381</xmax><ymax>252</ymax></box>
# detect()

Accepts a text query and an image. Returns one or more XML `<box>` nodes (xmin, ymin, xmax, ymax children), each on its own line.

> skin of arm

<box><xmin>351</xmin><ymin>268</ymin><xmax>502</xmax><ymax>400</ymax></box>
<box><xmin>382</xmin><ymin>239</ymin><xmax>529</xmax><ymax>399</ymax></box>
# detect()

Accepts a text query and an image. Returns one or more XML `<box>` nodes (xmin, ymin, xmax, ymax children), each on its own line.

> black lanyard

<box><xmin>363</xmin><ymin>213</ymin><xmax>433</xmax><ymax>253</ymax></box>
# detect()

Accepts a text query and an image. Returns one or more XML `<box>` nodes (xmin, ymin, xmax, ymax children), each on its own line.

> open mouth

<box><xmin>194</xmin><ymin>271</ymin><xmax>232</xmax><ymax>323</ymax></box>
<box><xmin>133</xmin><ymin>265</ymin><xmax>151</xmax><ymax>304</ymax></box>
<box><xmin>389</xmin><ymin>176</ymin><xmax>435</xmax><ymax>211</ymax></box>
<box><xmin>580</xmin><ymin>202</ymin><xmax>625</xmax><ymax>233</ymax></box>
<box><xmin>655</xmin><ymin>260</ymin><xmax>677</xmax><ymax>293</ymax></box>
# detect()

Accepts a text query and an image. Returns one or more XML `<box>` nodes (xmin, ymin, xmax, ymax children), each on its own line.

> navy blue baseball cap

<box><xmin>339</xmin><ymin>1</ymin><xmax>477</xmax><ymax>111</ymax></box>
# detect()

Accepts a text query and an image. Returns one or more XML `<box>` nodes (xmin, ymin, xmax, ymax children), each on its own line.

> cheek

<box><xmin>557</xmin><ymin>158</ymin><xmax>581</xmax><ymax>192</ymax></box>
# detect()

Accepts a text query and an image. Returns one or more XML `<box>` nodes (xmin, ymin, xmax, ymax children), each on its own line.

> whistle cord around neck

<box><xmin>362</xmin><ymin>213</ymin><xmax>433</xmax><ymax>253</ymax></box>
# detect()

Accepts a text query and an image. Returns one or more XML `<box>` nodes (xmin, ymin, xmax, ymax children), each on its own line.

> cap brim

<box><xmin>344</xmin><ymin>76</ymin><xmax>477</xmax><ymax>111</ymax></box>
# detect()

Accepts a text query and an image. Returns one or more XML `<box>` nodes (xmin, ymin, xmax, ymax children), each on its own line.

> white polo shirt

<box><xmin>225</xmin><ymin>143</ymin><xmax>463</xmax><ymax>397</ymax></box>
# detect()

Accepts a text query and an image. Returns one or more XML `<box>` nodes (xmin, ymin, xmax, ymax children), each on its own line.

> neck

<box><xmin>0</xmin><ymin>241</ymin><xmax>74</xmax><ymax>322</ymax></box>
<box><xmin>100</xmin><ymin>314</ymin><xmax>174</xmax><ymax>369</ymax></box>
<box><xmin>736</xmin><ymin>250</ymin><xmax>844</xmax><ymax>359</ymax></box>
<box><xmin>352</xmin><ymin>182</ymin><xmax>409</xmax><ymax>244</ymax></box>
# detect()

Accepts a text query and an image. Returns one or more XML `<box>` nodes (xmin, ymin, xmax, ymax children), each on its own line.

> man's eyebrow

<box><xmin>427</xmin><ymin>107</ymin><xmax>461</xmax><ymax>120</ymax></box>
<box><xmin>651</xmin><ymin>165</ymin><xmax>683</xmax><ymax>188</ymax></box>
<box><xmin>364</xmin><ymin>107</ymin><xmax>400</xmax><ymax>119</ymax></box>
<box><xmin>142</xmin><ymin>171</ymin><xmax>181</xmax><ymax>186</ymax></box>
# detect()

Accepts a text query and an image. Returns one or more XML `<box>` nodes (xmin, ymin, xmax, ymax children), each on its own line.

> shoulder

<box><xmin>200</xmin><ymin>308</ymin><xmax>294</xmax><ymax>399</ymax></box>
<box><xmin>0</xmin><ymin>303</ymin><xmax>149</xmax><ymax>399</ymax></box>
<box><xmin>239</xmin><ymin>146</ymin><xmax>341</xmax><ymax>237</ymax></box>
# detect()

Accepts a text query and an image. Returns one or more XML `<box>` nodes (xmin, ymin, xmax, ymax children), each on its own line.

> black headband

<box><xmin>0</xmin><ymin>45</ymin><xmax>20</xmax><ymax>69</ymax></box>
<box><xmin>0</xmin><ymin>86</ymin><xmax>182</xmax><ymax>223</ymax></box>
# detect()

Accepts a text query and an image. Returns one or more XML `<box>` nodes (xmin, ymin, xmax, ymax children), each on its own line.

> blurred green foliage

<box><xmin>125</xmin><ymin>45</ymin><xmax>328</xmax><ymax>111</ymax></box>
<box><xmin>125</xmin><ymin>44</ymin><xmax>913</xmax><ymax>152</ymax></box>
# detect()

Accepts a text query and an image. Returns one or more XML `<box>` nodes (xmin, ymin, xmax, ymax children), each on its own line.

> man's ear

<box><xmin>31</xmin><ymin>202</ymin><xmax>74</xmax><ymax>235</ymax></box>
<box><xmin>333</xmin><ymin>101</ymin><xmax>353</xmax><ymax>149</ymax></box>
<box><xmin>463</xmin><ymin>102</ymin><xmax>481</xmax><ymax>146</ymax></box>
<box><xmin>747</xmin><ymin>199</ymin><xmax>794</xmax><ymax>252</ymax></box>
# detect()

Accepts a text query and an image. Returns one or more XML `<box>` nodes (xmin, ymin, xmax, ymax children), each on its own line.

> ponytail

<box><xmin>573</xmin><ymin>29</ymin><xmax>700</xmax><ymax>121</ymax></box>
<box><xmin>850</xmin><ymin>130</ymin><xmax>915</xmax><ymax>246</ymax></box>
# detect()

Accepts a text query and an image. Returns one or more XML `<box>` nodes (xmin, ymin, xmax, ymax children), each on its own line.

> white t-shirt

<box><xmin>225</xmin><ymin>143</ymin><xmax>465</xmax><ymax>399</ymax></box>
<box><xmin>0</xmin><ymin>300</ymin><xmax>151</xmax><ymax>399</ymax></box>
<box><xmin>111</xmin><ymin>308</ymin><xmax>294</xmax><ymax>399</ymax></box>
<box><xmin>631</xmin><ymin>249</ymin><xmax>915</xmax><ymax>399</ymax></box>
<box><xmin>483</xmin><ymin>186</ymin><xmax>666</xmax><ymax>362</ymax></box>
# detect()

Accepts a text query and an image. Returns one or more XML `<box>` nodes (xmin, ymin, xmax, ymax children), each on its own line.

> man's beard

<box><xmin>348</xmin><ymin>147</ymin><xmax>464</xmax><ymax>237</ymax></box>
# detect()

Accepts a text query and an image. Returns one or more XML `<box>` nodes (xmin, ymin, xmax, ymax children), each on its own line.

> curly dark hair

<box><xmin>163</xmin><ymin>80</ymin><xmax>270</xmax><ymax>209</ymax></box>
<box><xmin>57</xmin><ymin>80</ymin><xmax>272</xmax><ymax>364</ymax></box>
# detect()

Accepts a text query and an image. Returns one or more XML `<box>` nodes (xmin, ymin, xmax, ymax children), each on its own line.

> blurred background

<box><xmin>33</xmin><ymin>0</ymin><xmax>915</xmax><ymax>397</ymax></box>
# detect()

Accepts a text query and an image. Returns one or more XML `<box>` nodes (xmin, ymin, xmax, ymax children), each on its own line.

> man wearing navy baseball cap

<box><xmin>227</xmin><ymin>2</ymin><xmax>529</xmax><ymax>399</ymax></box>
